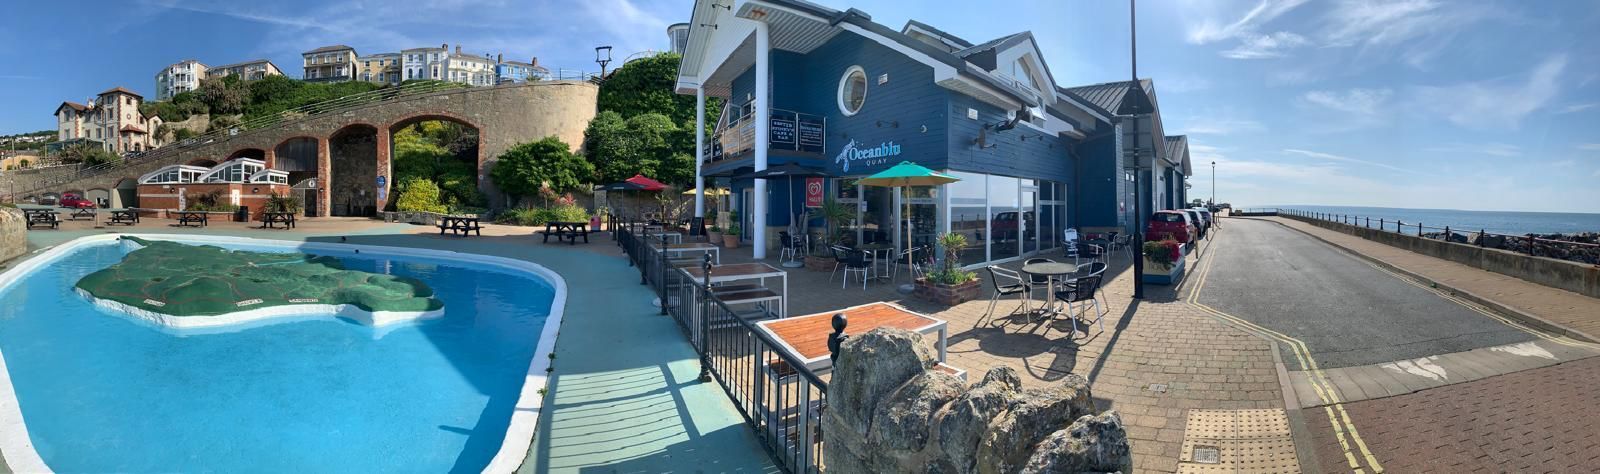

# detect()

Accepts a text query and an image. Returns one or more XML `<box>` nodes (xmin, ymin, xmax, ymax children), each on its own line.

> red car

<box><xmin>1146</xmin><ymin>210</ymin><xmax>1196</xmax><ymax>243</ymax></box>
<box><xmin>59</xmin><ymin>193</ymin><xmax>96</xmax><ymax>209</ymax></box>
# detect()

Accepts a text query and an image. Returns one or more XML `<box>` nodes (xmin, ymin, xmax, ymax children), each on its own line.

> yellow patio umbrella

<box><xmin>681</xmin><ymin>187</ymin><xmax>731</xmax><ymax>196</ymax></box>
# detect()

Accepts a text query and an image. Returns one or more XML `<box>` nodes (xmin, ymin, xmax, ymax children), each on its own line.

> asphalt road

<box><xmin>1193</xmin><ymin>218</ymin><xmax>1536</xmax><ymax>369</ymax></box>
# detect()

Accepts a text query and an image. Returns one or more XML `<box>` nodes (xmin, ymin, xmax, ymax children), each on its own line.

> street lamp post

<box><xmin>595</xmin><ymin>46</ymin><xmax>613</xmax><ymax>77</ymax></box>
<box><xmin>1211</xmin><ymin>161</ymin><xmax>1216</xmax><ymax>208</ymax></box>
<box><xmin>1118</xmin><ymin>0</ymin><xmax>1151</xmax><ymax>299</ymax></box>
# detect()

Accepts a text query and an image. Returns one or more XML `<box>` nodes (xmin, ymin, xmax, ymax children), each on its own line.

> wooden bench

<box><xmin>437</xmin><ymin>216</ymin><xmax>482</xmax><ymax>236</ymax></box>
<box><xmin>108</xmin><ymin>210</ymin><xmax>139</xmax><ymax>226</ymax></box>
<box><xmin>259</xmin><ymin>212</ymin><xmax>297</xmax><ymax>229</ymax></box>
<box><xmin>175</xmin><ymin>211</ymin><xmax>208</xmax><ymax>227</ymax></box>
<box><xmin>69</xmin><ymin>208</ymin><xmax>96</xmax><ymax>221</ymax></box>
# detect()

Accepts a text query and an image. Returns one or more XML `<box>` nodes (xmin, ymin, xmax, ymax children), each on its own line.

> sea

<box><xmin>1258</xmin><ymin>205</ymin><xmax>1600</xmax><ymax>236</ymax></box>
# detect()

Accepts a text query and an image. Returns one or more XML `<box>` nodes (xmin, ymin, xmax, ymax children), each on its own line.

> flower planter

<box><xmin>804</xmin><ymin>255</ymin><xmax>837</xmax><ymax>272</ymax></box>
<box><xmin>707</xmin><ymin>231</ymin><xmax>723</xmax><ymax>244</ymax></box>
<box><xmin>1141</xmin><ymin>244</ymin><xmax>1187</xmax><ymax>285</ymax></box>
<box><xmin>913</xmin><ymin>277</ymin><xmax>981</xmax><ymax>306</ymax></box>
<box><xmin>723</xmin><ymin>234</ymin><xmax>741</xmax><ymax>248</ymax></box>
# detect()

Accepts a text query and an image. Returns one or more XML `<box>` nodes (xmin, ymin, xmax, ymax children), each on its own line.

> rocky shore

<box><xmin>1420</xmin><ymin>231</ymin><xmax>1600</xmax><ymax>265</ymax></box>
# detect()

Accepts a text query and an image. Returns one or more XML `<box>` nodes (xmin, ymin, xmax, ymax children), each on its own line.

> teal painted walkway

<box><xmin>5</xmin><ymin>224</ymin><xmax>774</xmax><ymax>473</ymax></box>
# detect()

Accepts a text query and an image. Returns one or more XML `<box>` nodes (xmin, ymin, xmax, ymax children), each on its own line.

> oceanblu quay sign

<box><xmin>834</xmin><ymin>139</ymin><xmax>901</xmax><ymax>173</ymax></box>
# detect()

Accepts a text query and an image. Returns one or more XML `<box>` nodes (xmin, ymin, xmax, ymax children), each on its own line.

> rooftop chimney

<box><xmin>496</xmin><ymin>53</ymin><xmax>503</xmax><ymax>63</ymax></box>
<box><xmin>531</xmin><ymin>57</ymin><xmax>539</xmax><ymax>67</ymax></box>
<box><xmin>455</xmin><ymin>44</ymin><xmax>462</xmax><ymax>55</ymax></box>
<box><xmin>441</xmin><ymin>43</ymin><xmax>447</xmax><ymax>50</ymax></box>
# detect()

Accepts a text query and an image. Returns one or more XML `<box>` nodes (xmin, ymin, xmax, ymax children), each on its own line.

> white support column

<box><xmin>694</xmin><ymin>87</ymin><xmax>706</xmax><ymax>218</ymax></box>
<box><xmin>752</xmin><ymin>22</ymin><xmax>771</xmax><ymax>259</ymax></box>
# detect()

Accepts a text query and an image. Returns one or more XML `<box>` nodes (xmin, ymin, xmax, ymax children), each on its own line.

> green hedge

<box><xmin>495</xmin><ymin>205</ymin><xmax>589</xmax><ymax>226</ymax></box>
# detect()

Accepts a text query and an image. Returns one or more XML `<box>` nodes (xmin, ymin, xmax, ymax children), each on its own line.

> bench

<box><xmin>437</xmin><ymin>216</ymin><xmax>482</xmax><ymax>236</ymax></box>
<box><xmin>69</xmin><ymin>208</ymin><xmax>96</xmax><ymax>221</ymax></box>
<box><xmin>259</xmin><ymin>212</ymin><xmax>297</xmax><ymax>229</ymax></box>
<box><xmin>176</xmin><ymin>211</ymin><xmax>208</xmax><ymax>227</ymax></box>
<box><xmin>542</xmin><ymin>222</ymin><xmax>590</xmax><ymax>244</ymax></box>
<box><xmin>710</xmin><ymin>286</ymin><xmax>783</xmax><ymax>320</ymax></box>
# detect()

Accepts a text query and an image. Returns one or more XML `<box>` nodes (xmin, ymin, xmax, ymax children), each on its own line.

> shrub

<box><xmin>491</xmin><ymin>136</ymin><xmax>592</xmax><ymax>205</ymax></box>
<box><xmin>394</xmin><ymin>177</ymin><xmax>448</xmax><ymax>213</ymax></box>
<box><xmin>1143</xmin><ymin>239</ymin><xmax>1183</xmax><ymax>269</ymax></box>
<box><xmin>184</xmin><ymin>191</ymin><xmax>237</xmax><ymax>212</ymax></box>
<box><xmin>494</xmin><ymin>204</ymin><xmax>589</xmax><ymax>226</ymax></box>
<box><xmin>265</xmin><ymin>193</ymin><xmax>301</xmax><ymax>213</ymax></box>
<box><xmin>923</xmin><ymin>232</ymin><xmax>976</xmax><ymax>285</ymax></box>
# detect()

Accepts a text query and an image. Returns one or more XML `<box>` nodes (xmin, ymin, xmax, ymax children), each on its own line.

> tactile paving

<box><xmin>1178</xmin><ymin>409</ymin><xmax>1301</xmax><ymax>473</ymax></box>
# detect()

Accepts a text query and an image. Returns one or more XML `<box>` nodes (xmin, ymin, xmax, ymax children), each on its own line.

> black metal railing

<box><xmin>1277</xmin><ymin>208</ymin><xmax>1600</xmax><ymax>265</ymax></box>
<box><xmin>612</xmin><ymin>216</ymin><xmax>826</xmax><ymax>473</ymax></box>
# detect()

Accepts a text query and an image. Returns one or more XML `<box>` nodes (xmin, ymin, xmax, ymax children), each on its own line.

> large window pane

<box><xmin>947</xmin><ymin>171</ymin><xmax>987</xmax><ymax>266</ymax></box>
<box><xmin>989</xmin><ymin>175</ymin><xmax>1020</xmax><ymax>261</ymax></box>
<box><xmin>1022</xmin><ymin>187</ymin><xmax>1038</xmax><ymax>254</ymax></box>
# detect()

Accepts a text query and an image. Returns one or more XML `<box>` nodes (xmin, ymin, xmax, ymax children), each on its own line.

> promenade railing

<box><xmin>1276</xmin><ymin>208</ymin><xmax>1600</xmax><ymax>264</ymax></box>
<box><xmin>613</xmin><ymin>216</ymin><xmax>826</xmax><ymax>473</ymax></box>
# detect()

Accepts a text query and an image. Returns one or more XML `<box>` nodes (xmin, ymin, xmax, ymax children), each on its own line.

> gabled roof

<box><xmin>55</xmin><ymin>101</ymin><xmax>88</xmax><ymax>115</ymax></box>
<box><xmin>1061</xmin><ymin>79</ymin><xmax>1154</xmax><ymax>116</ymax></box>
<box><xmin>955</xmin><ymin>32</ymin><xmax>1028</xmax><ymax>59</ymax></box>
<box><xmin>1165</xmin><ymin>135</ymin><xmax>1193</xmax><ymax>175</ymax></box>
<box><xmin>304</xmin><ymin>45</ymin><xmax>356</xmax><ymax>55</ymax></box>
<box><xmin>99</xmin><ymin>87</ymin><xmax>142</xmax><ymax>98</ymax></box>
<box><xmin>902</xmin><ymin>19</ymin><xmax>974</xmax><ymax>49</ymax></box>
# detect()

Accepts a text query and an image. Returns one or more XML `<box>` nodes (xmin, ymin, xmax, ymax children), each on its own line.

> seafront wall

<box><xmin>1282</xmin><ymin>214</ymin><xmax>1600</xmax><ymax>299</ymax></box>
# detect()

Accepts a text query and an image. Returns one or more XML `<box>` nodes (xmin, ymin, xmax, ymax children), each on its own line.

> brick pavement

<box><xmin>1260</xmin><ymin>216</ymin><xmax>1600</xmax><ymax>341</ymax></box>
<box><xmin>1306</xmin><ymin>355</ymin><xmax>1600</xmax><ymax>472</ymax></box>
<box><xmin>589</xmin><ymin>230</ymin><xmax>1287</xmax><ymax>474</ymax></box>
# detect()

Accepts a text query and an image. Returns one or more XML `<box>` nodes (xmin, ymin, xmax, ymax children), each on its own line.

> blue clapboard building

<box><xmin>676</xmin><ymin>0</ymin><xmax>1191</xmax><ymax>265</ymax></box>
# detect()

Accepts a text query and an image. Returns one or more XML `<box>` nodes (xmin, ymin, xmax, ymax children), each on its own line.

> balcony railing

<box><xmin>703</xmin><ymin>107</ymin><xmax>825</xmax><ymax>165</ymax></box>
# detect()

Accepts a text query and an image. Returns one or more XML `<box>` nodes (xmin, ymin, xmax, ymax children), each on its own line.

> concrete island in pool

<box><xmin>75</xmin><ymin>237</ymin><xmax>445</xmax><ymax>330</ymax></box>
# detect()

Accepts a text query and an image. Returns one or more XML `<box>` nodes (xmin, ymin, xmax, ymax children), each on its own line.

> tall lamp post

<box><xmin>1118</xmin><ymin>0</ymin><xmax>1153</xmax><ymax>299</ymax></box>
<box><xmin>595</xmin><ymin>46</ymin><xmax>613</xmax><ymax>77</ymax></box>
<box><xmin>1210</xmin><ymin>161</ymin><xmax>1216</xmax><ymax>208</ymax></box>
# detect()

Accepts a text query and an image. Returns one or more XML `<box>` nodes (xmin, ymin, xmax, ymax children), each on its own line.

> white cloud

<box><xmin>1319</xmin><ymin>0</ymin><xmax>1495</xmax><ymax>68</ymax></box>
<box><xmin>1302</xmin><ymin>88</ymin><xmax>1392</xmax><ymax>115</ymax></box>
<box><xmin>1413</xmin><ymin>55</ymin><xmax>1567</xmax><ymax>130</ymax></box>
<box><xmin>1426</xmin><ymin>143</ymin><xmax>1523</xmax><ymax>158</ymax></box>
<box><xmin>1551</xmin><ymin>159</ymin><xmax>1578</xmax><ymax>168</ymax></box>
<box><xmin>1283</xmin><ymin>148</ymin><xmax>1424</xmax><ymax>174</ymax></box>
<box><xmin>1220</xmin><ymin>32</ymin><xmax>1309</xmax><ymax>59</ymax></box>
<box><xmin>1187</xmin><ymin>0</ymin><xmax>1309</xmax><ymax>44</ymax></box>
<box><xmin>1176</xmin><ymin>118</ymin><xmax>1266</xmax><ymax>135</ymax></box>
<box><xmin>1560</xmin><ymin>103</ymin><xmax>1600</xmax><ymax>114</ymax></box>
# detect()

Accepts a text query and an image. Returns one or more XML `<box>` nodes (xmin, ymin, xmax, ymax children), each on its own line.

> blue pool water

<box><xmin>0</xmin><ymin>239</ymin><xmax>554</xmax><ymax>473</ymax></box>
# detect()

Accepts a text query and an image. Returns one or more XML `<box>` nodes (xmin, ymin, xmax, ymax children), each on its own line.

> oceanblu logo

<box><xmin>834</xmin><ymin>139</ymin><xmax>902</xmax><ymax>173</ymax></box>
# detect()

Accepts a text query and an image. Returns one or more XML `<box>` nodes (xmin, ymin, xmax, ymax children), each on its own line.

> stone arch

<box><xmin>386</xmin><ymin>113</ymin><xmax>484</xmax><ymax>211</ymax></box>
<box><xmin>186</xmin><ymin>158</ymin><xmax>219</xmax><ymax>168</ymax></box>
<box><xmin>273</xmin><ymin>137</ymin><xmax>321</xmax><ymax>212</ymax></box>
<box><xmin>115</xmin><ymin>178</ymin><xmax>139</xmax><ymax>209</ymax></box>
<box><xmin>329</xmin><ymin>123</ymin><xmax>380</xmax><ymax>216</ymax></box>
<box><xmin>85</xmin><ymin>188</ymin><xmax>113</xmax><ymax>208</ymax></box>
<box><xmin>226</xmin><ymin>148</ymin><xmax>266</xmax><ymax>161</ymax></box>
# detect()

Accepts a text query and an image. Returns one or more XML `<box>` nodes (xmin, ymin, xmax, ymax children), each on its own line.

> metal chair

<box><xmin>1108</xmin><ymin>233</ymin><xmax>1133</xmax><ymax>260</ymax></box>
<box><xmin>1022</xmin><ymin>257</ymin><xmax>1055</xmax><ymax>304</ymax></box>
<box><xmin>828</xmin><ymin>245</ymin><xmax>849</xmax><ymax>281</ymax></box>
<box><xmin>893</xmin><ymin>245</ymin><xmax>926</xmax><ymax>283</ymax></box>
<box><xmin>981</xmin><ymin>266</ymin><xmax>1031</xmax><ymax>326</ymax></box>
<box><xmin>839</xmin><ymin>248</ymin><xmax>872</xmax><ymax>290</ymax></box>
<box><xmin>1052</xmin><ymin>274</ymin><xmax>1105</xmax><ymax>338</ymax></box>
<box><xmin>779</xmin><ymin>231</ymin><xmax>799</xmax><ymax>263</ymax></box>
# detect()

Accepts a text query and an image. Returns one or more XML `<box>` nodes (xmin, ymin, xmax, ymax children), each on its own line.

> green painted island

<box><xmin>75</xmin><ymin>237</ymin><xmax>444</xmax><ymax>329</ymax></box>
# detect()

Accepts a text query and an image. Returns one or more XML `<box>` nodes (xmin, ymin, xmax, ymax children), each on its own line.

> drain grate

<box><xmin>1191</xmin><ymin>445</ymin><xmax>1221</xmax><ymax>463</ymax></box>
<box><xmin>1147</xmin><ymin>383</ymin><xmax>1169</xmax><ymax>393</ymax></box>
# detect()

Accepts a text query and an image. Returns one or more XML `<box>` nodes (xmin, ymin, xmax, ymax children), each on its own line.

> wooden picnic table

<box><xmin>756</xmin><ymin>301</ymin><xmax>950</xmax><ymax>374</ymax></box>
<box><xmin>108</xmin><ymin>209</ymin><xmax>140</xmax><ymax>226</ymax></box>
<box><xmin>174</xmin><ymin>211</ymin><xmax>208</xmax><ymax>227</ymax></box>
<box><xmin>22</xmin><ymin>209</ymin><xmax>59</xmax><ymax>229</ymax></box>
<box><xmin>437</xmin><ymin>215</ymin><xmax>482</xmax><ymax>236</ymax></box>
<box><xmin>543</xmin><ymin>221</ymin><xmax>589</xmax><ymax>244</ymax></box>
<box><xmin>681</xmin><ymin>262</ymin><xmax>787</xmax><ymax>318</ymax></box>
<box><xmin>655</xmin><ymin>242</ymin><xmax>720</xmax><ymax>264</ymax></box>
<box><xmin>259</xmin><ymin>211</ymin><xmax>297</xmax><ymax>229</ymax></box>
<box><xmin>68</xmin><ymin>208</ymin><xmax>97</xmax><ymax>221</ymax></box>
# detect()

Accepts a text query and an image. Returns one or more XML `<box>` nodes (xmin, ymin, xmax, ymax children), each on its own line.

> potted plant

<box><xmin>805</xmin><ymin>198</ymin><xmax>855</xmax><ymax>271</ymax></box>
<box><xmin>914</xmin><ymin>232</ymin><xmax>981</xmax><ymax>305</ymax></box>
<box><xmin>724</xmin><ymin>223</ymin><xmax>742</xmax><ymax>248</ymax></box>
<box><xmin>708</xmin><ymin>225</ymin><xmax>724</xmax><ymax>244</ymax></box>
<box><xmin>1141</xmin><ymin>238</ymin><xmax>1185</xmax><ymax>284</ymax></box>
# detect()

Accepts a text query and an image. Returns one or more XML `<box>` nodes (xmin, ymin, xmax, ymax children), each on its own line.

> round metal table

<box><xmin>1021</xmin><ymin>261</ymin><xmax>1084</xmax><ymax>316</ymax></box>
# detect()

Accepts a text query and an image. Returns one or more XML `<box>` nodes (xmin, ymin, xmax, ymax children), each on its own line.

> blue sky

<box><xmin>3</xmin><ymin>0</ymin><xmax>1597</xmax><ymax>212</ymax></box>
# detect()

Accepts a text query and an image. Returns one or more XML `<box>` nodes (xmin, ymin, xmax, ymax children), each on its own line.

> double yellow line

<box><xmin>1184</xmin><ymin>231</ymin><xmax>1385</xmax><ymax>473</ymax></box>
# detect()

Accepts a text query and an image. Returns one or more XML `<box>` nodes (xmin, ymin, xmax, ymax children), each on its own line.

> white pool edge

<box><xmin>0</xmin><ymin>234</ymin><xmax>568</xmax><ymax>474</ymax></box>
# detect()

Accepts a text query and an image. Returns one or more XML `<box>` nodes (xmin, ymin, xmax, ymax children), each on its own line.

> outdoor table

<box><xmin>755</xmin><ymin>302</ymin><xmax>949</xmax><ymax>373</ymax></box>
<box><xmin>174</xmin><ymin>211</ymin><xmax>208</xmax><ymax>227</ymax></box>
<box><xmin>69</xmin><ymin>208</ymin><xmax>96</xmax><ymax>221</ymax></box>
<box><xmin>655</xmin><ymin>242</ymin><xmax>721</xmax><ymax>264</ymax></box>
<box><xmin>543</xmin><ymin>221</ymin><xmax>589</xmax><ymax>244</ymax></box>
<box><xmin>259</xmin><ymin>211</ymin><xmax>297</xmax><ymax>229</ymax></box>
<box><xmin>1021</xmin><ymin>261</ymin><xmax>1085</xmax><ymax>316</ymax></box>
<box><xmin>437</xmin><ymin>215</ymin><xmax>482</xmax><ymax>236</ymax></box>
<box><xmin>857</xmin><ymin>243</ymin><xmax>894</xmax><ymax>280</ymax></box>
<box><xmin>680</xmin><ymin>262</ymin><xmax>788</xmax><ymax>318</ymax></box>
<box><xmin>644</xmin><ymin>231</ymin><xmax>683</xmax><ymax>244</ymax></box>
<box><xmin>108</xmin><ymin>209</ymin><xmax>139</xmax><ymax>226</ymax></box>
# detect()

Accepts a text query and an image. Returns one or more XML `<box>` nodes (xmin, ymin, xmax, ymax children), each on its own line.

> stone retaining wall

<box><xmin>0</xmin><ymin>208</ymin><xmax>24</xmax><ymax>263</ymax></box>
<box><xmin>1283</xmin><ymin>214</ymin><xmax>1600</xmax><ymax>299</ymax></box>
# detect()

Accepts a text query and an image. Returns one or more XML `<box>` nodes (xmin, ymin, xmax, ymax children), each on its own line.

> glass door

<box><xmin>741</xmin><ymin>188</ymin><xmax>754</xmax><ymax>243</ymax></box>
<box><xmin>1021</xmin><ymin>182</ymin><xmax>1039</xmax><ymax>255</ymax></box>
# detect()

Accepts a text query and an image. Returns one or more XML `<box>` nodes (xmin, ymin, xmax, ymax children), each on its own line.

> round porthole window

<box><xmin>838</xmin><ymin>66</ymin><xmax>867</xmax><ymax>116</ymax></box>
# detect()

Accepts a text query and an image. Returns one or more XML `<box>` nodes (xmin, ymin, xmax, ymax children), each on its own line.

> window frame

<box><xmin>836</xmin><ymin>65</ymin><xmax>868</xmax><ymax>117</ymax></box>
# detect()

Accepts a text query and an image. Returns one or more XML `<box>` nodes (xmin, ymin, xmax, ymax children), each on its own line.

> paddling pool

<box><xmin>0</xmin><ymin>235</ymin><xmax>565</xmax><ymax>473</ymax></box>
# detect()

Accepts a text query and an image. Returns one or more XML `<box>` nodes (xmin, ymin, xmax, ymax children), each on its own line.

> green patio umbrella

<box><xmin>858</xmin><ymin>161</ymin><xmax>960</xmax><ymax>280</ymax></box>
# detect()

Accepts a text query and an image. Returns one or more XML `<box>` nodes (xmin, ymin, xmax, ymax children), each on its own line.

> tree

<box><xmin>581</xmin><ymin>111</ymin><xmax>695</xmax><ymax>186</ymax></box>
<box><xmin>491</xmin><ymin>136</ymin><xmax>594</xmax><ymax>206</ymax></box>
<box><xmin>394</xmin><ymin>177</ymin><xmax>449</xmax><ymax>213</ymax></box>
<box><xmin>196</xmin><ymin>76</ymin><xmax>250</xmax><ymax>115</ymax></box>
<box><xmin>59</xmin><ymin>143</ymin><xmax>118</xmax><ymax>166</ymax></box>
<box><xmin>597</xmin><ymin>53</ymin><xmax>721</xmax><ymax>124</ymax></box>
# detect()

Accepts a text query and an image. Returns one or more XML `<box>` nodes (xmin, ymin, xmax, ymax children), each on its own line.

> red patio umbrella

<box><xmin>624</xmin><ymin>174</ymin><xmax>667</xmax><ymax>192</ymax></box>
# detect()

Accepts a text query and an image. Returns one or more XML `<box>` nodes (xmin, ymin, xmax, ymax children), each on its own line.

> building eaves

<box><xmin>903</xmin><ymin>19</ymin><xmax>974</xmax><ymax>48</ymax></box>
<box><xmin>98</xmin><ymin>86</ymin><xmax>143</xmax><ymax>98</ymax></box>
<box><xmin>304</xmin><ymin>45</ymin><xmax>356</xmax><ymax>55</ymax></box>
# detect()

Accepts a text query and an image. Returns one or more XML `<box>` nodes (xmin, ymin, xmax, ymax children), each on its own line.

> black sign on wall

<box><xmin>797</xmin><ymin>117</ymin><xmax>824</xmax><ymax>153</ymax></box>
<box><xmin>770</xmin><ymin>117</ymin><xmax>796</xmax><ymax>149</ymax></box>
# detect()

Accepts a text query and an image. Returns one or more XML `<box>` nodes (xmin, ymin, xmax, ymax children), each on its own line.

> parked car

<box><xmin>1147</xmin><ymin>210</ymin><xmax>1196</xmax><ymax>243</ymax></box>
<box><xmin>1180</xmin><ymin>209</ymin><xmax>1206</xmax><ymax>239</ymax></box>
<box><xmin>1189</xmin><ymin>208</ymin><xmax>1212</xmax><ymax>229</ymax></box>
<box><xmin>58</xmin><ymin>193</ymin><xmax>96</xmax><ymax>209</ymax></box>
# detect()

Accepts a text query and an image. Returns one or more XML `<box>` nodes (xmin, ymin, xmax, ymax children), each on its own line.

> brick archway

<box><xmin>329</xmin><ymin>124</ymin><xmax>381</xmax><ymax>216</ymax></box>
<box><xmin>385</xmin><ymin>112</ymin><xmax>484</xmax><ymax>211</ymax></box>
